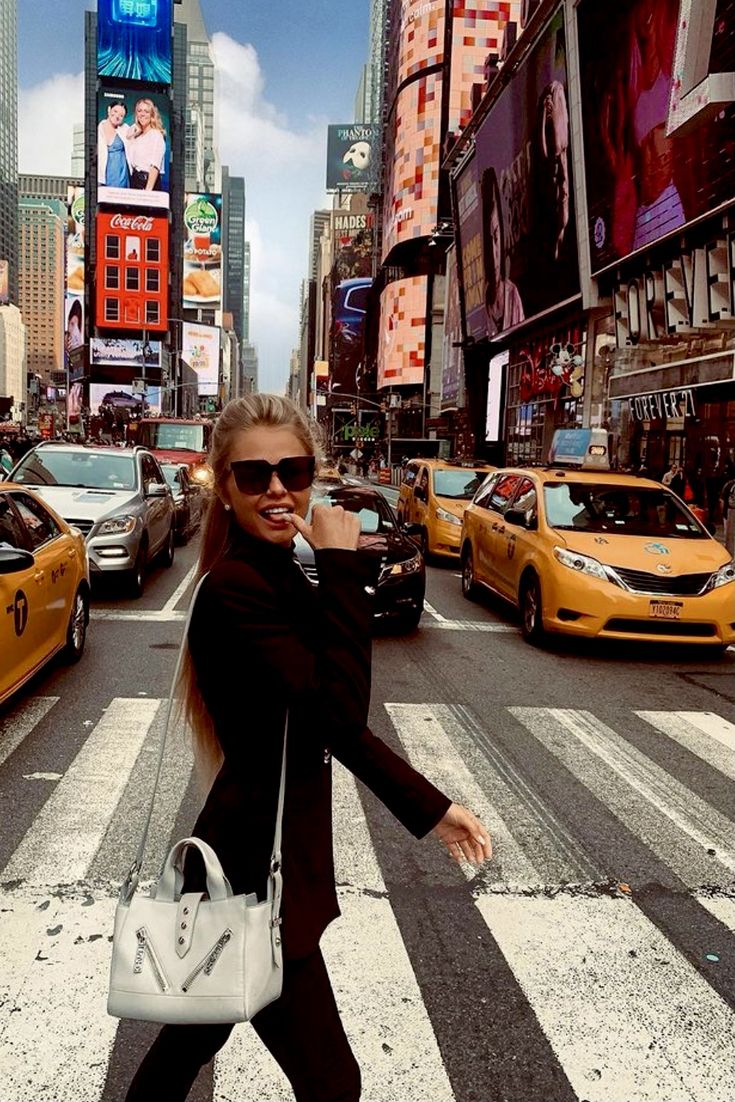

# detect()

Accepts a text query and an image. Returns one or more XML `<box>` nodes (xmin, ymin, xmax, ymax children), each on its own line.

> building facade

<box><xmin>0</xmin><ymin>0</ymin><xmax>18</xmax><ymax>306</ymax></box>
<box><xmin>19</xmin><ymin>175</ymin><xmax>83</xmax><ymax>203</ymax></box>
<box><xmin>18</xmin><ymin>198</ymin><xmax>66</xmax><ymax>383</ymax></box>
<box><xmin>0</xmin><ymin>303</ymin><xmax>27</xmax><ymax>422</ymax></box>
<box><xmin>176</xmin><ymin>0</ymin><xmax>218</xmax><ymax>192</ymax></box>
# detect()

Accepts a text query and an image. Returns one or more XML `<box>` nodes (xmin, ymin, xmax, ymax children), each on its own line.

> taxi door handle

<box><xmin>33</xmin><ymin>570</ymin><xmax>45</xmax><ymax>585</ymax></box>
<box><xmin>67</xmin><ymin>547</ymin><xmax>77</xmax><ymax>558</ymax></box>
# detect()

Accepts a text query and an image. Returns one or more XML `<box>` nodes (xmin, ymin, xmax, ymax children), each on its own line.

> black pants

<box><xmin>125</xmin><ymin>949</ymin><xmax>360</xmax><ymax>1101</ymax></box>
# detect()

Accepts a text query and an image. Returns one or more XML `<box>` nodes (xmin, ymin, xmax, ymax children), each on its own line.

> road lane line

<box><xmin>510</xmin><ymin>708</ymin><xmax>735</xmax><ymax>887</ymax></box>
<box><xmin>214</xmin><ymin>763</ymin><xmax>456</xmax><ymax>1102</ymax></box>
<box><xmin>385</xmin><ymin>703</ymin><xmax>541</xmax><ymax>885</ymax></box>
<box><xmin>637</xmin><ymin>711</ymin><xmax>735</xmax><ymax>780</ymax></box>
<box><xmin>476</xmin><ymin>893</ymin><xmax>735</xmax><ymax>1102</ymax></box>
<box><xmin>90</xmin><ymin>608</ymin><xmax>187</xmax><ymax>621</ymax></box>
<box><xmin>696</xmin><ymin>894</ymin><xmax>735</xmax><ymax>933</ymax></box>
<box><xmin>161</xmin><ymin>562</ymin><xmax>198</xmax><ymax>614</ymax></box>
<box><xmin>2</xmin><ymin>698</ymin><xmax>161</xmax><ymax>886</ymax></box>
<box><xmin>0</xmin><ymin>697</ymin><xmax>59</xmax><ymax>769</ymax></box>
<box><xmin>421</xmin><ymin>619</ymin><xmax>517</xmax><ymax>632</ymax></box>
<box><xmin>423</xmin><ymin>600</ymin><xmax>449</xmax><ymax>622</ymax></box>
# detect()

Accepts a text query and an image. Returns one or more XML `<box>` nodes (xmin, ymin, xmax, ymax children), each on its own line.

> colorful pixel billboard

<box><xmin>377</xmin><ymin>276</ymin><xmax>428</xmax><ymax>388</ymax></box>
<box><xmin>97</xmin><ymin>0</ymin><xmax>173</xmax><ymax>85</ymax></box>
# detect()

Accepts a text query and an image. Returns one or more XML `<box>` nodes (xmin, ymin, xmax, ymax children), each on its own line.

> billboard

<box><xmin>90</xmin><ymin>337</ymin><xmax>161</xmax><ymax>369</ymax></box>
<box><xmin>578</xmin><ymin>0</ymin><xmax>735</xmax><ymax>273</ymax></box>
<box><xmin>98</xmin><ymin>88</ymin><xmax>171</xmax><ymax>210</ymax></box>
<box><xmin>0</xmin><ymin>259</ymin><xmax>8</xmax><ymax>304</ymax></box>
<box><xmin>326</xmin><ymin>124</ymin><xmax>380</xmax><ymax>192</ymax></box>
<box><xmin>455</xmin><ymin>7</ymin><xmax>579</xmax><ymax>342</ymax></box>
<box><xmin>97</xmin><ymin>0</ymin><xmax>173</xmax><ymax>85</ymax></box>
<box><xmin>377</xmin><ymin>276</ymin><xmax>428</xmax><ymax>389</ymax></box>
<box><xmin>441</xmin><ymin>249</ymin><xmax>463</xmax><ymax>411</ymax></box>
<box><xmin>183</xmin><ymin>194</ymin><xmax>223</xmax><ymax>310</ymax></box>
<box><xmin>96</xmin><ymin>210</ymin><xmax>169</xmax><ymax>332</ymax></box>
<box><xmin>181</xmin><ymin>322</ymin><xmax>220</xmax><ymax>396</ymax></box>
<box><xmin>331</xmin><ymin>211</ymin><xmax>374</xmax><ymax>283</ymax></box>
<box><xmin>90</xmin><ymin>382</ymin><xmax>162</xmax><ymax>417</ymax></box>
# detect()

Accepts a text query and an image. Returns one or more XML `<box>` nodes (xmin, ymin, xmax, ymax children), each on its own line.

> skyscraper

<box><xmin>18</xmin><ymin>198</ymin><xmax>66</xmax><ymax>383</ymax></box>
<box><xmin>221</xmin><ymin>165</ymin><xmax>246</xmax><ymax>345</ymax></box>
<box><xmin>0</xmin><ymin>0</ymin><xmax>18</xmax><ymax>305</ymax></box>
<box><xmin>175</xmin><ymin>0</ymin><xmax>218</xmax><ymax>192</ymax></box>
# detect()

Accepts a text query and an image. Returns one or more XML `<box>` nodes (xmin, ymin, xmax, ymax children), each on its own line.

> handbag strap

<box><xmin>121</xmin><ymin>571</ymin><xmax>289</xmax><ymax>905</ymax></box>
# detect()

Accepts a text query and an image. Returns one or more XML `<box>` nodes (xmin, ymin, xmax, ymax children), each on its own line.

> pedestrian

<box><xmin>661</xmin><ymin>462</ymin><xmax>677</xmax><ymax>487</ymax></box>
<box><xmin>669</xmin><ymin>464</ymin><xmax>685</xmax><ymax>498</ymax></box>
<box><xmin>124</xmin><ymin>394</ymin><xmax>491</xmax><ymax>1102</ymax></box>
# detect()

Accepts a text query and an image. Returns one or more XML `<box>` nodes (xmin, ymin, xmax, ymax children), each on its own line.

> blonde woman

<box><xmin>127</xmin><ymin>98</ymin><xmax>166</xmax><ymax>191</ymax></box>
<box><xmin>125</xmin><ymin>394</ymin><xmax>491</xmax><ymax>1101</ymax></box>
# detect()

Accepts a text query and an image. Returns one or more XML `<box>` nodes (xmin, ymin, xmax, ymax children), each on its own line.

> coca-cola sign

<box><xmin>109</xmin><ymin>213</ymin><xmax>155</xmax><ymax>233</ymax></box>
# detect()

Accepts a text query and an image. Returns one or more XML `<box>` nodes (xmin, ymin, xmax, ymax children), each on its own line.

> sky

<box><xmin>17</xmin><ymin>0</ymin><xmax>369</xmax><ymax>394</ymax></box>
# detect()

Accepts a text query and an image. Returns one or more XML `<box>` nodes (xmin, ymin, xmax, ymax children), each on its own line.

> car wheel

<box><xmin>161</xmin><ymin>524</ymin><xmax>175</xmax><ymax>567</ymax></box>
<box><xmin>461</xmin><ymin>547</ymin><xmax>478</xmax><ymax>600</ymax></box>
<box><xmin>128</xmin><ymin>542</ymin><xmax>147</xmax><ymax>597</ymax></box>
<box><xmin>399</xmin><ymin>604</ymin><xmax>423</xmax><ymax>632</ymax></box>
<box><xmin>520</xmin><ymin>574</ymin><xmax>545</xmax><ymax>645</ymax></box>
<box><xmin>62</xmin><ymin>587</ymin><xmax>88</xmax><ymax>663</ymax></box>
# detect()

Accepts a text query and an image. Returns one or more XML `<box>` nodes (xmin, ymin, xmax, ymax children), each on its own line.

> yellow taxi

<box><xmin>0</xmin><ymin>482</ymin><xmax>90</xmax><ymax>706</ymax></box>
<box><xmin>460</xmin><ymin>454</ymin><xmax>735</xmax><ymax>651</ymax></box>
<box><xmin>396</xmin><ymin>458</ymin><xmax>495</xmax><ymax>558</ymax></box>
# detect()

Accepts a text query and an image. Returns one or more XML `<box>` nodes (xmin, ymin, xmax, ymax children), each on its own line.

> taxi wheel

<box><xmin>63</xmin><ymin>587</ymin><xmax>88</xmax><ymax>663</ymax></box>
<box><xmin>161</xmin><ymin>525</ymin><xmax>175</xmax><ymax>568</ymax></box>
<box><xmin>520</xmin><ymin>574</ymin><xmax>545</xmax><ymax>645</ymax></box>
<box><xmin>461</xmin><ymin>548</ymin><xmax>478</xmax><ymax>600</ymax></box>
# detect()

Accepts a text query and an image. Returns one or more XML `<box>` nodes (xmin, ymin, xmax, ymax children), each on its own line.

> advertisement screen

<box><xmin>97</xmin><ymin>0</ymin><xmax>172</xmax><ymax>84</ymax></box>
<box><xmin>326</xmin><ymin>125</ymin><xmax>380</xmax><ymax>192</ymax></box>
<box><xmin>449</xmin><ymin>4</ymin><xmax>515</xmax><ymax>132</ymax></box>
<box><xmin>578</xmin><ymin>0</ymin><xmax>735</xmax><ymax>273</ymax></box>
<box><xmin>0</xmin><ymin>259</ymin><xmax>8</xmax><ymax>304</ymax></box>
<box><xmin>441</xmin><ymin>249</ymin><xmax>463</xmax><ymax>411</ymax></box>
<box><xmin>377</xmin><ymin>276</ymin><xmax>428</xmax><ymax>389</ymax></box>
<box><xmin>90</xmin><ymin>337</ymin><xmax>161</xmax><ymax>369</ymax></box>
<box><xmin>95</xmin><ymin>210</ymin><xmax>169</xmax><ymax>333</ymax></box>
<box><xmin>90</xmin><ymin>382</ymin><xmax>161</xmax><ymax>417</ymax></box>
<box><xmin>183</xmin><ymin>194</ymin><xmax>223</xmax><ymax>310</ymax></box>
<box><xmin>98</xmin><ymin>88</ymin><xmax>171</xmax><ymax>210</ymax></box>
<box><xmin>182</xmin><ymin>322</ymin><xmax>220</xmax><ymax>396</ymax></box>
<box><xmin>456</xmin><ymin>7</ymin><xmax>580</xmax><ymax>341</ymax></box>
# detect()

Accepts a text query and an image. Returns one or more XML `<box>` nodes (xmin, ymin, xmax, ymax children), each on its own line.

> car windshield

<box><xmin>13</xmin><ymin>450</ymin><xmax>136</xmax><ymax>491</ymax></box>
<box><xmin>543</xmin><ymin>483</ymin><xmax>707</xmax><ymax>538</ymax></box>
<box><xmin>309</xmin><ymin>492</ymin><xmax>396</xmax><ymax>535</ymax></box>
<box><xmin>137</xmin><ymin>423</ymin><xmax>205</xmax><ymax>451</ymax></box>
<box><xmin>433</xmin><ymin>469</ymin><xmax>488</xmax><ymax>499</ymax></box>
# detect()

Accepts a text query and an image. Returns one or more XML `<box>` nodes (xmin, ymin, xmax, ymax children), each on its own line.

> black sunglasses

<box><xmin>229</xmin><ymin>455</ymin><xmax>316</xmax><ymax>495</ymax></box>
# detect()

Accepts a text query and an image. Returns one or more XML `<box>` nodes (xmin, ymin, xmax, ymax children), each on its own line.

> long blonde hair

<box><xmin>181</xmin><ymin>395</ymin><xmax>321</xmax><ymax>786</ymax></box>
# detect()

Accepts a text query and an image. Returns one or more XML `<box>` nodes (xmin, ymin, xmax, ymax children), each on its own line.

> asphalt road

<box><xmin>0</xmin><ymin>526</ymin><xmax>733</xmax><ymax>1102</ymax></box>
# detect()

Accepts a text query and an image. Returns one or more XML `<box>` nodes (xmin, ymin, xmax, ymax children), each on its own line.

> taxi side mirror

<box><xmin>0</xmin><ymin>547</ymin><xmax>35</xmax><ymax>575</ymax></box>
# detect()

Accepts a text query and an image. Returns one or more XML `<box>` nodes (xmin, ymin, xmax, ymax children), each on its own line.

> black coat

<box><xmin>187</xmin><ymin>528</ymin><xmax>450</xmax><ymax>959</ymax></box>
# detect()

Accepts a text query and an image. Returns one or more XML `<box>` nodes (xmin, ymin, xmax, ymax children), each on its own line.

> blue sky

<box><xmin>17</xmin><ymin>1</ymin><xmax>369</xmax><ymax>392</ymax></box>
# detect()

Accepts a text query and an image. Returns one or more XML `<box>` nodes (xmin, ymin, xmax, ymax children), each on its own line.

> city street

<box><xmin>1</xmin><ymin>529</ymin><xmax>733</xmax><ymax>1102</ymax></box>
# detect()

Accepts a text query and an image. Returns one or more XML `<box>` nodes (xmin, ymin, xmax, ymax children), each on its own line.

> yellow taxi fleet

<box><xmin>396</xmin><ymin>458</ymin><xmax>495</xmax><ymax>558</ymax></box>
<box><xmin>460</xmin><ymin>463</ymin><xmax>735</xmax><ymax>651</ymax></box>
<box><xmin>0</xmin><ymin>482</ymin><xmax>90</xmax><ymax>705</ymax></box>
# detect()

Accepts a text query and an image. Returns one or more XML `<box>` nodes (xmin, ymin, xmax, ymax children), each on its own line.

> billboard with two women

<box><xmin>97</xmin><ymin>88</ymin><xmax>171</xmax><ymax>209</ymax></box>
<box><xmin>455</xmin><ymin>7</ymin><xmax>580</xmax><ymax>343</ymax></box>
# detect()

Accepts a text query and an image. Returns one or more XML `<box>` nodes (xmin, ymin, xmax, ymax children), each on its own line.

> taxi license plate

<box><xmin>649</xmin><ymin>600</ymin><xmax>683</xmax><ymax>620</ymax></box>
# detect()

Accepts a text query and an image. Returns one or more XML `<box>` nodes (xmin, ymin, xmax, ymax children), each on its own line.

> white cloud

<box><xmin>18</xmin><ymin>72</ymin><xmax>84</xmax><ymax>177</ymax></box>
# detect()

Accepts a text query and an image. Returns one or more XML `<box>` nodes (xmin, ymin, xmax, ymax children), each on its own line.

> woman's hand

<box><xmin>433</xmin><ymin>803</ymin><xmax>492</xmax><ymax>866</ymax></box>
<box><xmin>288</xmin><ymin>504</ymin><xmax>360</xmax><ymax>551</ymax></box>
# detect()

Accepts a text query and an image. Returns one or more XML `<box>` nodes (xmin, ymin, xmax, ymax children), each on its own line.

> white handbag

<box><xmin>107</xmin><ymin>575</ymin><xmax>287</xmax><ymax>1025</ymax></box>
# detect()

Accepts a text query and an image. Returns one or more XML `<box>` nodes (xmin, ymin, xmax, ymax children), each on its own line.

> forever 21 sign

<box><xmin>629</xmin><ymin>388</ymin><xmax>696</xmax><ymax>423</ymax></box>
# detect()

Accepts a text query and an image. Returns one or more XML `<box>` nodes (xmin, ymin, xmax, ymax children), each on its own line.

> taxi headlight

<box><xmin>97</xmin><ymin>514</ymin><xmax>137</xmax><ymax>536</ymax></box>
<box><xmin>554</xmin><ymin>545</ymin><xmax>609</xmax><ymax>581</ymax></box>
<box><xmin>381</xmin><ymin>554</ymin><xmax>422</xmax><ymax>579</ymax></box>
<box><xmin>435</xmin><ymin>507</ymin><xmax>462</xmax><ymax>526</ymax></box>
<box><xmin>706</xmin><ymin>560</ymin><xmax>735</xmax><ymax>591</ymax></box>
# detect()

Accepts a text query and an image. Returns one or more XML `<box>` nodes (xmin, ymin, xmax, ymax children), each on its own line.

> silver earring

<box><xmin>224</xmin><ymin>503</ymin><xmax>232</xmax><ymax>512</ymax></box>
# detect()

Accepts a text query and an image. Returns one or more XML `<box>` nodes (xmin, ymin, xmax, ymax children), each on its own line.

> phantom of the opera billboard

<box><xmin>326</xmin><ymin>125</ymin><xmax>380</xmax><ymax>192</ymax></box>
<box><xmin>377</xmin><ymin>276</ymin><xmax>428</xmax><ymax>389</ymax></box>
<box><xmin>183</xmin><ymin>194</ymin><xmax>223</xmax><ymax>310</ymax></box>
<box><xmin>97</xmin><ymin>0</ymin><xmax>173</xmax><ymax>85</ymax></box>
<box><xmin>578</xmin><ymin>0</ymin><xmax>735</xmax><ymax>273</ymax></box>
<box><xmin>97</xmin><ymin>88</ymin><xmax>171</xmax><ymax>210</ymax></box>
<box><xmin>455</xmin><ymin>7</ymin><xmax>580</xmax><ymax>343</ymax></box>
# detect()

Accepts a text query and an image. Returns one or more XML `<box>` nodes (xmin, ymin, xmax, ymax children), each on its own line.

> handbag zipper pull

<box><xmin>181</xmin><ymin>929</ymin><xmax>232</xmax><ymax>992</ymax></box>
<box><xmin>135</xmin><ymin>926</ymin><xmax>170</xmax><ymax>992</ymax></box>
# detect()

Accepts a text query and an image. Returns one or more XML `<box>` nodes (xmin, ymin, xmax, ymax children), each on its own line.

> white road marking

<box><xmin>214</xmin><ymin>763</ymin><xmax>456</xmax><ymax>1102</ymax></box>
<box><xmin>510</xmin><ymin>708</ymin><xmax>735</xmax><ymax>886</ymax></box>
<box><xmin>476</xmin><ymin>893</ymin><xmax>735</xmax><ymax>1102</ymax></box>
<box><xmin>90</xmin><ymin>607</ymin><xmax>516</xmax><ymax>630</ymax></box>
<box><xmin>385</xmin><ymin>703</ymin><xmax>542</xmax><ymax>885</ymax></box>
<box><xmin>0</xmin><ymin>697</ymin><xmax>59</xmax><ymax>769</ymax></box>
<box><xmin>421</xmin><ymin>619</ymin><xmax>517</xmax><ymax>632</ymax></box>
<box><xmin>90</xmin><ymin>608</ymin><xmax>186</xmax><ymax>622</ymax></box>
<box><xmin>637</xmin><ymin>711</ymin><xmax>735</xmax><ymax>780</ymax></box>
<box><xmin>161</xmin><ymin>562</ymin><xmax>198</xmax><ymax>614</ymax></box>
<box><xmin>696</xmin><ymin>894</ymin><xmax>735</xmax><ymax>934</ymax></box>
<box><xmin>423</xmin><ymin>599</ymin><xmax>449</xmax><ymax>622</ymax></box>
<box><xmin>2</xmin><ymin>698</ymin><xmax>161</xmax><ymax>885</ymax></box>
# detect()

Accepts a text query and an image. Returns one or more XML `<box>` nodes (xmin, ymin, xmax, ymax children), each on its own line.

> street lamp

<box><xmin>331</xmin><ymin>384</ymin><xmax>394</xmax><ymax>467</ymax></box>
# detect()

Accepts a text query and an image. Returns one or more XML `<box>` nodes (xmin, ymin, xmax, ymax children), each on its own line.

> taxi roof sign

<box><xmin>548</xmin><ymin>429</ymin><xmax>610</xmax><ymax>470</ymax></box>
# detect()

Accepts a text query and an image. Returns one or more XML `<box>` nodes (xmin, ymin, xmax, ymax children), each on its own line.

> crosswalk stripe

<box><xmin>696</xmin><ymin>894</ymin><xmax>735</xmax><ymax>934</ymax></box>
<box><xmin>213</xmin><ymin>763</ymin><xmax>456</xmax><ymax>1102</ymax></box>
<box><xmin>476</xmin><ymin>892</ymin><xmax>735</xmax><ymax>1102</ymax></box>
<box><xmin>0</xmin><ymin>696</ymin><xmax>59</xmax><ymax>769</ymax></box>
<box><xmin>2</xmin><ymin>698</ymin><xmax>161</xmax><ymax>886</ymax></box>
<box><xmin>385</xmin><ymin>703</ymin><xmax>542</xmax><ymax>885</ymax></box>
<box><xmin>0</xmin><ymin>887</ymin><xmax>118</xmax><ymax>1101</ymax></box>
<box><xmin>510</xmin><ymin>708</ymin><xmax>735</xmax><ymax>888</ymax></box>
<box><xmin>637</xmin><ymin>711</ymin><xmax>735</xmax><ymax>780</ymax></box>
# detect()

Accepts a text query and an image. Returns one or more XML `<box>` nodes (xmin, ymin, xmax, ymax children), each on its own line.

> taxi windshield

<box><xmin>433</xmin><ymin>469</ymin><xmax>487</xmax><ymax>499</ymax></box>
<box><xmin>12</xmin><ymin>449</ymin><xmax>136</xmax><ymax>491</ymax></box>
<box><xmin>309</xmin><ymin>492</ymin><xmax>396</xmax><ymax>534</ymax></box>
<box><xmin>543</xmin><ymin>483</ymin><xmax>707</xmax><ymax>539</ymax></box>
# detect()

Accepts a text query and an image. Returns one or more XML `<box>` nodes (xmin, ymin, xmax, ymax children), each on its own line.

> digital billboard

<box><xmin>578</xmin><ymin>0</ymin><xmax>735</xmax><ymax>273</ymax></box>
<box><xmin>98</xmin><ymin>88</ymin><xmax>171</xmax><ymax>210</ymax></box>
<box><xmin>455</xmin><ymin>7</ymin><xmax>580</xmax><ymax>341</ymax></box>
<box><xmin>331</xmin><ymin>211</ymin><xmax>373</xmax><ymax>283</ymax></box>
<box><xmin>377</xmin><ymin>276</ymin><xmax>428</xmax><ymax>389</ymax></box>
<box><xmin>0</xmin><ymin>259</ymin><xmax>8</xmax><ymax>305</ymax></box>
<box><xmin>448</xmin><ymin>4</ymin><xmax>516</xmax><ymax>132</ymax></box>
<box><xmin>90</xmin><ymin>382</ymin><xmax>162</xmax><ymax>417</ymax></box>
<box><xmin>326</xmin><ymin>125</ymin><xmax>380</xmax><ymax>192</ymax></box>
<box><xmin>96</xmin><ymin>210</ymin><xmax>169</xmax><ymax>333</ymax></box>
<box><xmin>441</xmin><ymin>249</ymin><xmax>463</xmax><ymax>411</ymax></box>
<box><xmin>181</xmin><ymin>322</ymin><xmax>220</xmax><ymax>396</ymax></box>
<box><xmin>183</xmin><ymin>194</ymin><xmax>223</xmax><ymax>310</ymax></box>
<box><xmin>97</xmin><ymin>0</ymin><xmax>173</xmax><ymax>84</ymax></box>
<box><xmin>90</xmin><ymin>337</ymin><xmax>161</xmax><ymax>369</ymax></box>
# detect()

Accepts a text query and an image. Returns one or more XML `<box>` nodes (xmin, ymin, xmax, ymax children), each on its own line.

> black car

<box><xmin>162</xmin><ymin>462</ymin><xmax>204</xmax><ymax>543</ymax></box>
<box><xmin>294</xmin><ymin>484</ymin><xmax>425</xmax><ymax>631</ymax></box>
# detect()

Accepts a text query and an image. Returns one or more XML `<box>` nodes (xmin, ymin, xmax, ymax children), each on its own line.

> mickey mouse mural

<box><xmin>519</xmin><ymin>338</ymin><xmax>585</xmax><ymax>404</ymax></box>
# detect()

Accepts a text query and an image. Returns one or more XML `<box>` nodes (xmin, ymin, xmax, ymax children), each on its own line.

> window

<box><xmin>145</xmin><ymin>238</ymin><xmax>160</xmax><ymax>263</ymax></box>
<box><xmin>105</xmin><ymin>235</ymin><xmax>120</xmax><ymax>259</ymax></box>
<box><xmin>401</xmin><ymin>464</ymin><xmax>418</xmax><ymax>487</ymax></box>
<box><xmin>473</xmin><ymin>473</ymin><xmax>500</xmax><ymax>509</ymax></box>
<box><xmin>12</xmin><ymin>492</ymin><xmax>60</xmax><ymax>550</ymax></box>
<box><xmin>508</xmin><ymin>479</ymin><xmax>537</xmax><ymax>524</ymax></box>
<box><xmin>145</xmin><ymin>301</ymin><xmax>160</xmax><ymax>325</ymax></box>
<box><xmin>105</xmin><ymin>266</ymin><xmax>119</xmax><ymax>290</ymax></box>
<box><xmin>145</xmin><ymin>269</ymin><xmax>160</xmax><ymax>293</ymax></box>
<box><xmin>104</xmin><ymin>298</ymin><xmax>120</xmax><ymax>322</ymax></box>
<box><xmin>125</xmin><ymin>267</ymin><xmax>140</xmax><ymax>291</ymax></box>
<box><xmin>141</xmin><ymin>454</ymin><xmax>164</xmax><ymax>489</ymax></box>
<box><xmin>487</xmin><ymin>475</ymin><xmax>523</xmax><ymax>514</ymax></box>
<box><xmin>0</xmin><ymin>495</ymin><xmax>28</xmax><ymax>550</ymax></box>
<box><xmin>123</xmin><ymin>298</ymin><xmax>143</xmax><ymax>325</ymax></box>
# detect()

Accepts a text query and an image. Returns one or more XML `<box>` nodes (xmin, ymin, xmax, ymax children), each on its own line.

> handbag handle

<box><xmin>156</xmin><ymin>837</ymin><xmax>233</xmax><ymax>902</ymax></box>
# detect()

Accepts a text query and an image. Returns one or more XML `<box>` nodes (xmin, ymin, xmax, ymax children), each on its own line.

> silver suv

<box><xmin>9</xmin><ymin>443</ymin><xmax>175</xmax><ymax>596</ymax></box>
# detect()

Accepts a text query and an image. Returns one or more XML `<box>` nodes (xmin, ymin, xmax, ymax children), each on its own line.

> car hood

<box><xmin>29</xmin><ymin>485</ymin><xmax>139</xmax><ymax>521</ymax></box>
<box><xmin>294</xmin><ymin>530</ymin><xmax>419</xmax><ymax>567</ymax></box>
<box><xmin>553</xmin><ymin>529</ymin><xmax>730</xmax><ymax>574</ymax></box>
<box><xmin>151</xmin><ymin>448</ymin><xmax>205</xmax><ymax>466</ymax></box>
<box><xmin>436</xmin><ymin>496</ymin><xmax>470</xmax><ymax>519</ymax></box>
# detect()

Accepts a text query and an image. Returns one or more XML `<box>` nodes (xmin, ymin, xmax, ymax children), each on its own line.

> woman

<box><xmin>97</xmin><ymin>101</ymin><xmax>130</xmax><ymax>189</ymax></box>
<box><xmin>126</xmin><ymin>395</ymin><xmax>491</xmax><ymax>1101</ymax></box>
<box><xmin>126</xmin><ymin>98</ymin><xmax>166</xmax><ymax>191</ymax></box>
<box><xmin>481</xmin><ymin>166</ymin><xmax>524</xmax><ymax>337</ymax></box>
<box><xmin>65</xmin><ymin>299</ymin><xmax>83</xmax><ymax>353</ymax></box>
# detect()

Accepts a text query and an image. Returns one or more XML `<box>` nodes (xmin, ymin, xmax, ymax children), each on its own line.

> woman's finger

<box><xmin>286</xmin><ymin>512</ymin><xmax>313</xmax><ymax>542</ymax></box>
